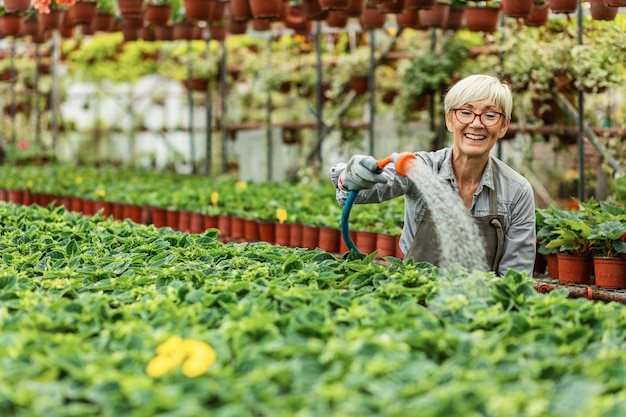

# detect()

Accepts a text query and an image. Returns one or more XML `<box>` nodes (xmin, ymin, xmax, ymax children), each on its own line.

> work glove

<box><xmin>339</xmin><ymin>155</ymin><xmax>387</xmax><ymax>191</ymax></box>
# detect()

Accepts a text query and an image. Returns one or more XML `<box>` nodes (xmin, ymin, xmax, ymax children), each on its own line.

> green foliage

<box><xmin>2</xmin><ymin>202</ymin><xmax>626</xmax><ymax>414</ymax></box>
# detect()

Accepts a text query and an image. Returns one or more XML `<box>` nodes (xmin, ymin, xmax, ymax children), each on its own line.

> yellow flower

<box><xmin>235</xmin><ymin>181</ymin><xmax>247</xmax><ymax>190</ymax></box>
<box><xmin>276</xmin><ymin>208</ymin><xmax>287</xmax><ymax>224</ymax></box>
<box><xmin>146</xmin><ymin>355</ymin><xmax>174</xmax><ymax>378</ymax></box>
<box><xmin>211</xmin><ymin>191</ymin><xmax>219</xmax><ymax>207</ymax></box>
<box><xmin>148</xmin><ymin>336</ymin><xmax>217</xmax><ymax>378</ymax></box>
<box><xmin>95</xmin><ymin>189</ymin><xmax>106</xmax><ymax>198</ymax></box>
<box><xmin>75</xmin><ymin>177</ymin><xmax>83</xmax><ymax>184</ymax></box>
<box><xmin>156</xmin><ymin>335</ymin><xmax>184</xmax><ymax>356</ymax></box>
<box><xmin>26</xmin><ymin>181</ymin><xmax>33</xmax><ymax>189</ymax></box>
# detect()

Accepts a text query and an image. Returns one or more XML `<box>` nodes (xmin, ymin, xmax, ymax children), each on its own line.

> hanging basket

<box><xmin>68</xmin><ymin>1</ymin><xmax>97</xmax><ymax>25</ymax></box>
<box><xmin>39</xmin><ymin>10</ymin><xmax>65</xmax><ymax>31</ymax></box>
<box><xmin>117</xmin><ymin>0</ymin><xmax>143</xmax><ymax>15</ymax></box>
<box><xmin>523</xmin><ymin>3</ymin><xmax>549</xmax><ymax>26</ymax></box>
<box><xmin>346</xmin><ymin>0</ymin><xmax>365</xmax><ymax>16</ymax></box>
<box><xmin>0</xmin><ymin>15</ymin><xmax>23</xmax><ymax>36</ymax></box>
<box><xmin>501</xmin><ymin>0</ymin><xmax>533</xmax><ymax>18</ymax></box>
<box><xmin>229</xmin><ymin>0</ymin><xmax>253</xmax><ymax>22</ymax></box>
<box><xmin>249</xmin><ymin>0</ymin><xmax>283</xmax><ymax>20</ymax></box>
<box><xmin>463</xmin><ymin>6</ymin><xmax>500</xmax><ymax>32</ymax></box>
<box><xmin>4</xmin><ymin>0</ymin><xmax>31</xmax><ymax>12</ymax></box>
<box><xmin>405</xmin><ymin>0</ymin><xmax>437</xmax><ymax>9</ymax></box>
<box><xmin>183</xmin><ymin>0</ymin><xmax>212</xmax><ymax>22</ymax></box>
<box><xmin>588</xmin><ymin>0</ymin><xmax>618</xmax><ymax>20</ymax></box>
<box><xmin>547</xmin><ymin>0</ymin><xmax>578</xmax><ymax>14</ymax></box>
<box><xmin>442</xmin><ymin>5</ymin><xmax>464</xmax><ymax>30</ymax></box>
<box><xmin>418</xmin><ymin>2</ymin><xmax>449</xmax><ymax>28</ymax></box>
<box><xmin>378</xmin><ymin>0</ymin><xmax>406</xmax><ymax>14</ymax></box>
<box><xmin>319</xmin><ymin>0</ymin><xmax>349</xmax><ymax>9</ymax></box>
<box><xmin>359</xmin><ymin>5</ymin><xmax>387</xmax><ymax>29</ymax></box>
<box><xmin>91</xmin><ymin>13</ymin><xmax>115</xmax><ymax>32</ymax></box>
<box><xmin>144</xmin><ymin>4</ymin><xmax>171</xmax><ymax>26</ymax></box>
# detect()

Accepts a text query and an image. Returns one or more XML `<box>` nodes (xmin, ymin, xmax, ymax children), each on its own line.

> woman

<box><xmin>329</xmin><ymin>74</ymin><xmax>536</xmax><ymax>276</ymax></box>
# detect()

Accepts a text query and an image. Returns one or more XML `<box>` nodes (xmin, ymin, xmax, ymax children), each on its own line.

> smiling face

<box><xmin>445</xmin><ymin>100</ymin><xmax>510</xmax><ymax>159</ymax></box>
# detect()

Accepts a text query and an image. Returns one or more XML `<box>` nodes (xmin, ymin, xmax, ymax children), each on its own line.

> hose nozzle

<box><xmin>376</xmin><ymin>152</ymin><xmax>417</xmax><ymax>177</ymax></box>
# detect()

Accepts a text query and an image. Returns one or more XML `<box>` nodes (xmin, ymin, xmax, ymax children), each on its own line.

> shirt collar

<box><xmin>441</xmin><ymin>148</ymin><xmax>496</xmax><ymax>191</ymax></box>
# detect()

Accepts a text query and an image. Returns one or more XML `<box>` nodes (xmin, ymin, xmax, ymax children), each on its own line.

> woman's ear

<box><xmin>498</xmin><ymin>119</ymin><xmax>511</xmax><ymax>139</ymax></box>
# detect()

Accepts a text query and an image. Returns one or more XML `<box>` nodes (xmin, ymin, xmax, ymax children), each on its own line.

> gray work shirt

<box><xmin>330</xmin><ymin>148</ymin><xmax>537</xmax><ymax>276</ymax></box>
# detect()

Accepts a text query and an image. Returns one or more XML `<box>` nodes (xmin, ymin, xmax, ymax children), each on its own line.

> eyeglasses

<box><xmin>452</xmin><ymin>108</ymin><xmax>505</xmax><ymax>127</ymax></box>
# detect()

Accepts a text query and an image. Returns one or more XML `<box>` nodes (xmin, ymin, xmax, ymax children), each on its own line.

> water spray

<box><xmin>341</xmin><ymin>152</ymin><xmax>417</xmax><ymax>254</ymax></box>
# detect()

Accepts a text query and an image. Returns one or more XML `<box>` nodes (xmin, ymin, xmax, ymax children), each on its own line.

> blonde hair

<box><xmin>444</xmin><ymin>74</ymin><xmax>513</xmax><ymax>121</ymax></box>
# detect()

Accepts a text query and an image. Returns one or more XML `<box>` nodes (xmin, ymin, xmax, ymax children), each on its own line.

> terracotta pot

<box><xmin>418</xmin><ymin>2</ymin><xmax>449</xmax><ymax>27</ymax></box>
<box><xmin>230</xmin><ymin>216</ymin><xmax>245</xmax><ymax>241</ymax></box>
<box><xmin>173</xmin><ymin>22</ymin><xmax>197</xmax><ymax>40</ymax></box>
<box><xmin>325</xmin><ymin>9</ymin><xmax>349</xmax><ymax>27</ymax></box>
<box><xmin>318</xmin><ymin>226</ymin><xmax>340</xmax><ymax>253</ymax></box>
<box><xmin>249</xmin><ymin>0</ymin><xmax>283</xmax><ymax>19</ymax></box>
<box><xmin>117</xmin><ymin>0</ymin><xmax>143</xmax><ymax>15</ymax></box>
<box><xmin>227</xmin><ymin>15</ymin><xmax>248</xmax><ymax>34</ymax></box>
<box><xmin>217</xmin><ymin>215</ymin><xmax>231</xmax><ymax>240</ymax></box>
<box><xmin>3</xmin><ymin>0</ymin><xmax>31</xmax><ymax>12</ymax></box>
<box><xmin>275</xmin><ymin>223</ymin><xmax>290</xmax><ymax>246</ymax></box>
<box><xmin>546</xmin><ymin>254</ymin><xmax>559</xmax><ymax>279</ymax></box>
<box><xmin>285</xmin><ymin>4</ymin><xmax>312</xmax><ymax>33</ymax></box>
<box><xmin>68</xmin><ymin>1</ymin><xmax>97</xmax><ymax>25</ymax></box>
<box><xmin>203</xmin><ymin>214</ymin><xmax>218</xmax><ymax>230</ymax></box>
<box><xmin>69</xmin><ymin>196</ymin><xmax>83</xmax><ymax>213</ymax></box>
<box><xmin>229</xmin><ymin>0</ymin><xmax>254</xmax><ymax>22</ymax></box>
<box><xmin>244</xmin><ymin>219</ymin><xmax>260</xmax><ymax>241</ymax></box>
<box><xmin>355</xmin><ymin>231</ymin><xmax>378</xmax><ymax>254</ymax></box>
<box><xmin>303</xmin><ymin>0</ymin><xmax>328</xmax><ymax>20</ymax></box>
<box><xmin>346</xmin><ymin>0</ymin><xmax>365</xmax><ymax>16</ymax></box>
<box><xmin>178</xmin><ymin>210</ymin><xmax>192</xmax><ymax>232</ymax></box>
<box><xmin>501</xmin><ymin>0</ymin><xmax>533</xmax><ymax>18</ymax></box>
<box><xmin>376</xmin><ymin>233</ymin><xmax>397</xmax><ymax>258</ymax></box>
<box><xmin>21</xmin><ymin>19</ymin><xmax>40</xmax><ymax>37</ymax></box>
<box><xmin>124</xmin><ymin>204</ymin><xmax>143</xmax><ymax>223</ymax></box>
<box><xmin>588</xmin><ymin>0</ymin><xmax>618</xmax><ymax>20</ymax></box>
<box><xmin>184</xmin><ymin>0</ymin><xmax>212</xmax><ymax>22</ymax></box>
<box><xmin>38</xmin><ymin>10</ymin><xmax>65</xmax><ymax>31</ymax></box>
<box><xmin>257</xmin><ymin>221</ymin><xmax>276</xmax><ymax>243</ymax></box>
<box><xmin>339</xmin><ymin>230</ymin><xmax>358</xmax><ymax>254</ymax></box>
<box><xmin>593</xmin><ymin>257</ymin><xmax>626</xmax><ymax>289</ymax></box>
<box><xmin>301</xmin><ymin>225</ymin><xmax>320</xmax><ymax>250</ymax></box>
<box><xmin>319</xmin><ymin>0</ymin><xmax>349</xmax><ymax>9</ymax></box>
<box><xmin>547</xmin><ymin>0</ymin><xmax>578</xmax><ymax>14</ymax></box>
<box><xmin>165</xmin><ymin>209</ymin><xmax>179</xmax><ymax>229</ymax></box>
<box><xmin>82</xmin><ymin>200</ymin><xmax>96</xmax><ymax>216</ymax></box>
<box><xmin>0</xmin><ymin>15</ymin><xmax>23</xmax><ymax>36</ymax></box>
<box><xmin>289</xmin><ymin>223</ymin><xmax>303</xmax><ymax>247</ymax></box>
<box><xmin>523</xmin><ymin>3</ymin><xmax>549</xmax><ymax>26</ymax></box>
<box><xmin>359</xmin><ymin>4</ymin><xmax>387</xmax><ymax>29</ymax></box>
<box><xmin>112</xmin><ymin>202</ymin><xmax>125</xmax><ymax>220</ymax></box>
<box><xmin>395</xmin><ymin>235</ymin><xmax>403</xmax><ymax>259</ymax></box>
<box><xmin>557</xmin><ymin>253</ymin><xmax>593</xmax><ymax>285</ymax></box>
<box><xmin>405</xmin><ymin>0</ymin><xmax>436</xmax><ymax>9</ymax></box>
<box><xmin>463</xmin><ymin>6</ymin><xmax>500</xmax><ymax>33</ymax></box>
<box><xmin>93</xmin><ymin>201</ymin><xmax>112</xmax><ymax>218</ymax></box>
<box><xmin>91</xmin><ymin>13</ymin><xmax>115</xmax><ymax>32</ymax></box>
<box><xmin>603</xmin><ymin>0</ymin><xmax>626</xmax><ymax>6</ymax></box>
<box><xmin>154</xmin><ymin>24</ymin><xmax>174</xmax><ymax>41</ymax></box>
<box><xmin>151</xmin><ymin>207</ymin><xmax>168</xmax><ymax>227</ymax></box>
<box><xmin>7</xmin><ymin>190</ymin><xmax>24</xmax><ymax>204</ymax></box>
<box><xmin>378</xmin><ymin>0</ymin><xmax>406</xmax><ymax>14</ymax></box>
<box><xmin>144</xmin><ymin>4</ymin><xmax>171</xmax><ymax>26</ymax></box>
<box><xmin>208</xmin><ymin>1</ymin><xmax>226</xmax><ymax>22</ymax></box>
<box><xmin>251</xmin><ymin>19</ymin><xmax>272</xmax><ymax>31</ymax></box>
<box><xmin>209</xmin><ymin>25</ymin><xmax>227</xmax><ymax>41</ymax></box>
<box><xmin>442</xmin><ymin>5</ymin><xmax>463</xmax><ymax>30</ymax></box>
<box><xmin>396</xmin><ymin>8</ymin><xmax>421</xmax><ymax>29</ymax></box>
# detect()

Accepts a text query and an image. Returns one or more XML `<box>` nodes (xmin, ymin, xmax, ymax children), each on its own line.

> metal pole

<box><xmin>218</xmin><ymin>41</ymin><xmax>228</xmax><ymax>176</ymax></box>
<box><xmin>51</xmin><ymin>29</ymin><xmax>60</xmax><ymax>150</ymax></box>
<box><xmin>576</xmin><ymin>0</ymin><xmax>585</xmax><ymax>202</ymax></box>
<box><xmin>265</xmin><ymin>35</ymin><xmax>273</xmax><ymax>182</ymax></box>
<box><xmin>205</xmin><ymin>38</ymin><xmax>213</xmax><ymax>176</ymax></box>
<box><xmin>34</xmin><ymin>44</ymin><xmax>41</xmax><ymax>146</ymax></box>
<box><xmin>315</xmin><ymin>21</ymin><xmax>323</xmax><ymax>165</ymax></box>
<box><xmin>9</xmin><ymin>37</ymin><xmax>16</xmax><ymax>144</ymax></box>
<box><xmin>186</xmin><ymin>40</ymin><xmax>196</xmax><ymax>173</ymax></box>
<box><xmin>368</xmin><ymin>29</ymin><xmax>375</xmax><ymax>155</ymax></box>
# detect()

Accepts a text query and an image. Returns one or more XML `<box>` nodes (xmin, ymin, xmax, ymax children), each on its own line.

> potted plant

<box><xmin>569</xmin><ymin>28</ymin><xmax>624</xmax><ymax>94</ymax></box>
<box><xmin>337</xmin><ymin>46</ymin><xmax>371</xmax><ymax>94</ymax></box>
<box><xmin>585</xmin><ymin>201</ymin><xmax>626</xmax><ymax>288</ymax></box>
<box><xmin>463</xmin><ymin>0</ymin><xmax>501</xmax><ymax>33</ymax></box>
